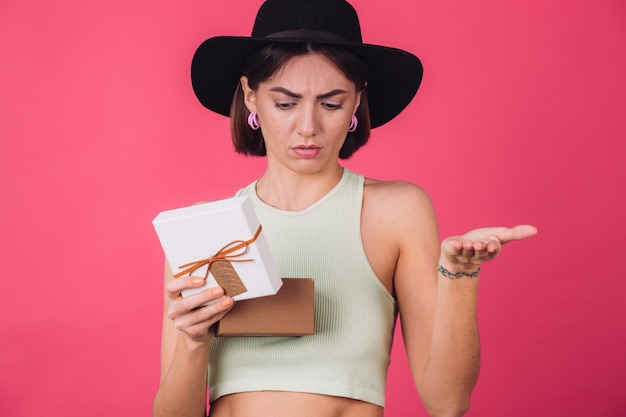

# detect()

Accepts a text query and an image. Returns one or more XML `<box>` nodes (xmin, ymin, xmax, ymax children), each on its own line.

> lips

<box><xmin>292</xmin><ymin>145</ymin><xmax>321</xmax><ymax>159</ymax></box>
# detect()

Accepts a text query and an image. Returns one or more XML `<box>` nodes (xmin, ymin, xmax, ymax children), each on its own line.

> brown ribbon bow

<box><xmin>174</xmin><ymin>225</ymin><xmax>263</xmax><ymax>279</ymax></box>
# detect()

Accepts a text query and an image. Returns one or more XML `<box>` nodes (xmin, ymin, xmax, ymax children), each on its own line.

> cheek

<box><xmin>258</xmin><ymin>115</ymin><xmax>291</xmax><ymax>148</ymax></box>
<box><xmin>260</xmin><ymin>108</ymin><xmax>297</xmax><ymax>134</ymax></box>
<box><xmin>262</xmin><ymin>114</ymin><xmax>289</xmax><ymax>136</ymax></box>
<box><xmin>330</xmin><ymin>113</ymin><xmax>353</xmax><ymax>133</ymax></box>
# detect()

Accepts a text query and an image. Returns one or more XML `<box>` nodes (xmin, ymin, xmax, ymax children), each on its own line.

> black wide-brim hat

<box><xmin>191</xmin><ymin>0</ymin><xmax>423</xmax><ymax>128</ymax></box>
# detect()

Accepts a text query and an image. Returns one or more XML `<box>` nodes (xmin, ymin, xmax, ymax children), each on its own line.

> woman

<box><xmin>153</xmin><ymin>1</ymin><xmax>537</xmax><ymax>416</ymax></box>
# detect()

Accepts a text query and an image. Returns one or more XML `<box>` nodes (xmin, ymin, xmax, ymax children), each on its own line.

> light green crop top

<box><xmin>208</xmin><ymin>168</ymin><xmax>398</xmax><ymax>407</ymax></box>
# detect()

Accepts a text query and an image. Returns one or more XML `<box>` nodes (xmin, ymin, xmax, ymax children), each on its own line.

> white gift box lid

<box><xmin>152</xmin><ymin>196</ymin><xmax>282</xmax><ymax>301</ymax></box>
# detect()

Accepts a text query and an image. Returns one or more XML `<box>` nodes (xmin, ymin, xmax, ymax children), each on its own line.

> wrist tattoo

<box><xmin>438</xmin><ymin>264</ymin><xmax>481</xmax><ymax>279</ymax></box>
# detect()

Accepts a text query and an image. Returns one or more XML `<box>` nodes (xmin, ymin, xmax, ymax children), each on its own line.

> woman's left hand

<box><xmin>441</xmin><ymin>225</ymin><xmax>538</xmax><ymax>269</ymax></box>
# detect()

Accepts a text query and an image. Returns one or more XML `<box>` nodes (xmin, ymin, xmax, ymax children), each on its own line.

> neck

<box><xmin>256</xmin><ymin>164</ymin><xmax>344</xmax><ymax>211</ymax></box>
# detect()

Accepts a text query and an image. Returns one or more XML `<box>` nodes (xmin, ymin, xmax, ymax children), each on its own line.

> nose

<box><xmin>296</xmin><ymin>103</ymin><xmax>318</xmax><ymax>138</ymax></box>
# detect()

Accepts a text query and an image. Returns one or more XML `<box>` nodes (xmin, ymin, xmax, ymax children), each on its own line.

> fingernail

<box><xmin>220</xmin><ymin>298</ymin><xmax>233</xmax><ymax>307</ymax></box>
<box><xmin>192</xmin><ymin>277</ymin><xmax>204</xmax><ymax>285</ymax></box>
<box><xmin>212</xmin><ymin>287</ymin><xmax>224</xmax><ymax>297</ymax></box>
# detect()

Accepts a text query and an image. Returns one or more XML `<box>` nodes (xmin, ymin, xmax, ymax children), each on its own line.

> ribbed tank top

<box><xmin>208</xmin><ymin>169</ymin><xmax>397</xmax><ymax>407</ymax></box>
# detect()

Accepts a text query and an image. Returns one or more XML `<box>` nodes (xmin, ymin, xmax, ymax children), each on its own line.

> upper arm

<box><xmin>387</xmin><ymin>183</ymin><xmax>440</xmax><ymax>396</ymax></box>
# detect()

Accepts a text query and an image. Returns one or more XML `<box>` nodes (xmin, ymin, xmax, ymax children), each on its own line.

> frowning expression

<box><xmin>241</xmin><ymin>53</ymin><xmax>362</xmax><ymax>174</ymax></box>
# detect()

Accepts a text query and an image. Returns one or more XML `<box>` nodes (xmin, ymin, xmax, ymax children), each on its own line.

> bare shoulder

<box><xmin>363</xmin><ymin>177</ymin><xmax>436</xmax><ymax>222</ymax></box>
<box><xmin>362</xmin><ymin>177</ymin><xmax>439</xmax><ymax>263</ymax></box>
<box><xmin>360</xmin><ymin>177</ymin><xmax>439</xmax><ymax>294</ymax></box>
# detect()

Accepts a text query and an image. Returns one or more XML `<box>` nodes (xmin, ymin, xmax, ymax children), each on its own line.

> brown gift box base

<box><xmin>216</xmin><ymin>278</ymin><xmax>314</xmax><ymax>336</ymax></box>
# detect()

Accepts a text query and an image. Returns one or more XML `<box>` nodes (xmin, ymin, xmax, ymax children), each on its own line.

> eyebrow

<box><xmin>269</xmin><ymin>87</ymin><xmax>348</xmax><ymax>99</ymax></box>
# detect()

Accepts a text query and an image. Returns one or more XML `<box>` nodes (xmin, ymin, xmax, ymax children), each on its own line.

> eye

<box><xmin>322</xmin><ymin>102</ymin><xmax>343</xmax><ymax>110</ymax></box>
<box><xmin>275</xmin><ymin>102</ymin><xmax>295</xmax><ymax>110</ymax></box>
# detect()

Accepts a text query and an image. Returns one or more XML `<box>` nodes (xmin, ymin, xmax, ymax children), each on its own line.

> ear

<box><xmin>353</xmin><ymin>90</ymin><xmax>363</xmax><ymax>114</ymax></box>
<box><xmin>240</xmin><ymin>76</ymin><xmax>257</xmax><ymax>113</ymax></box>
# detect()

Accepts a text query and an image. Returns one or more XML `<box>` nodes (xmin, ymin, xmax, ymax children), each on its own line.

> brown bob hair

<box><xmin>230</xmin><ymin>43</ymin><xmax>371</xmax><ymax>159</ymax></box>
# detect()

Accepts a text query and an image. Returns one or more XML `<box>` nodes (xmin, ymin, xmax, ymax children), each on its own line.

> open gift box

<box><xmin>153</xmin><ymin>196</ymin><xmax>282</xmax><ymax>301</ymax></box>
<box><xmin>153</xmin><ymin>196</ymin><xmax>314</xmax><ymax>336</ymax></box>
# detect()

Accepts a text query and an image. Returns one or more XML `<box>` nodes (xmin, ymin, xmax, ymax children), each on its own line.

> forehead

<box><xmin>262</xmin><ymin>53</ymin><xmax>355</xmax><ymax>92</ymax></box>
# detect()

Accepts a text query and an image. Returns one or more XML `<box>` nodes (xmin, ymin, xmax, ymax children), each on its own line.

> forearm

<box><xmin>421</xmin><ymin>265</ymin><xmax>480</xmax><ymax>417</ymax></box>
<box><xmin>153</xmin><ymin>333</ymin><xmax>212</xmax><ymax>417</ymax></box>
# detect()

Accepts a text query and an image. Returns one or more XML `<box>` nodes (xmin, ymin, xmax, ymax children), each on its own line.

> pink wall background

<box><xmin>1</xmin><ymin>0</ymin><xmax>625</xmax><ymax>416</ymax></box>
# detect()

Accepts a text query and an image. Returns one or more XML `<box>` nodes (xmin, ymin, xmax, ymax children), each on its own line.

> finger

<box><xmin>474</xmin><ymin>238</ymin><xmax>504</xmax><ymax>262</ymax></box>
<box><xmin>469</xmin><ymin>240</ymin><xmax>491</xmax><ymax>251</ymax></box>
<box><xmin>166</xmin><ymin>275</ymin><xmax>208</xmax><ymax>296</ymax></box>
<box><xmin>174</xmin><ymin>297</ymin><xmax>234</xmax><ymax>332</ymax></box>
<box><xmin>183</xmin><ymin>303</ymin><xmax>234</xmax><ymax>338</ymax></box>
<box><xmin>463</xmin><ymin>240</ymin><xmax>475</xmax><ymax>250</ymax></box>
<box><xmin>469</xmin><ymin>238</ymin><xmax>501</xmax><ymax>254</ymax></box>
<box><xmin>486</xmin><ymin>240</ymin><xmax>501</xmax><ymax>253</ymax></box>
<box><xmin>194</xmin><ymin>297</ymin><xmax>234</xmax><ymax>321</ymax></box>
<box><xmin>169</xmin><ymin>286</ymin><xmax>226</xmax><ymax>317</ymax></box>
<box><xmin>442</xmin><ymin>238</ymin><xmax>464</xmax><ymax>255</ymax></box>
<box><xmin>461</xmin><ymin>243</ymin><xmax>474</xmax><ymax>255</ymax></box>
<box><xmin>495</xmin><ymin>225</ymin><xmax>538</xmax><ymax>244</ymax></box>
<box><xmin>462</xmin><ymin>239</ymin><xmax>494</xmax><ymax>253</ymax></box>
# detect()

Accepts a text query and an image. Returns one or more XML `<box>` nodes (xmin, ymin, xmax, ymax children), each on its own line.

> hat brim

<box><xmin>191</xmin><ymin>36</ymin><xmax>423</xmax><ymax>128</ymax></box>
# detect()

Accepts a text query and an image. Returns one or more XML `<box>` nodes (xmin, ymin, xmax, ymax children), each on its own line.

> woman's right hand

<box><xmin>155</xmin><ymin>271</ymin><xmax>231</xmax><ymax>416</ymax></box>
<box><xmin>165</xmin><ymin>275</ymin><xmax>235</xmax><ymax>344</ymax></box>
